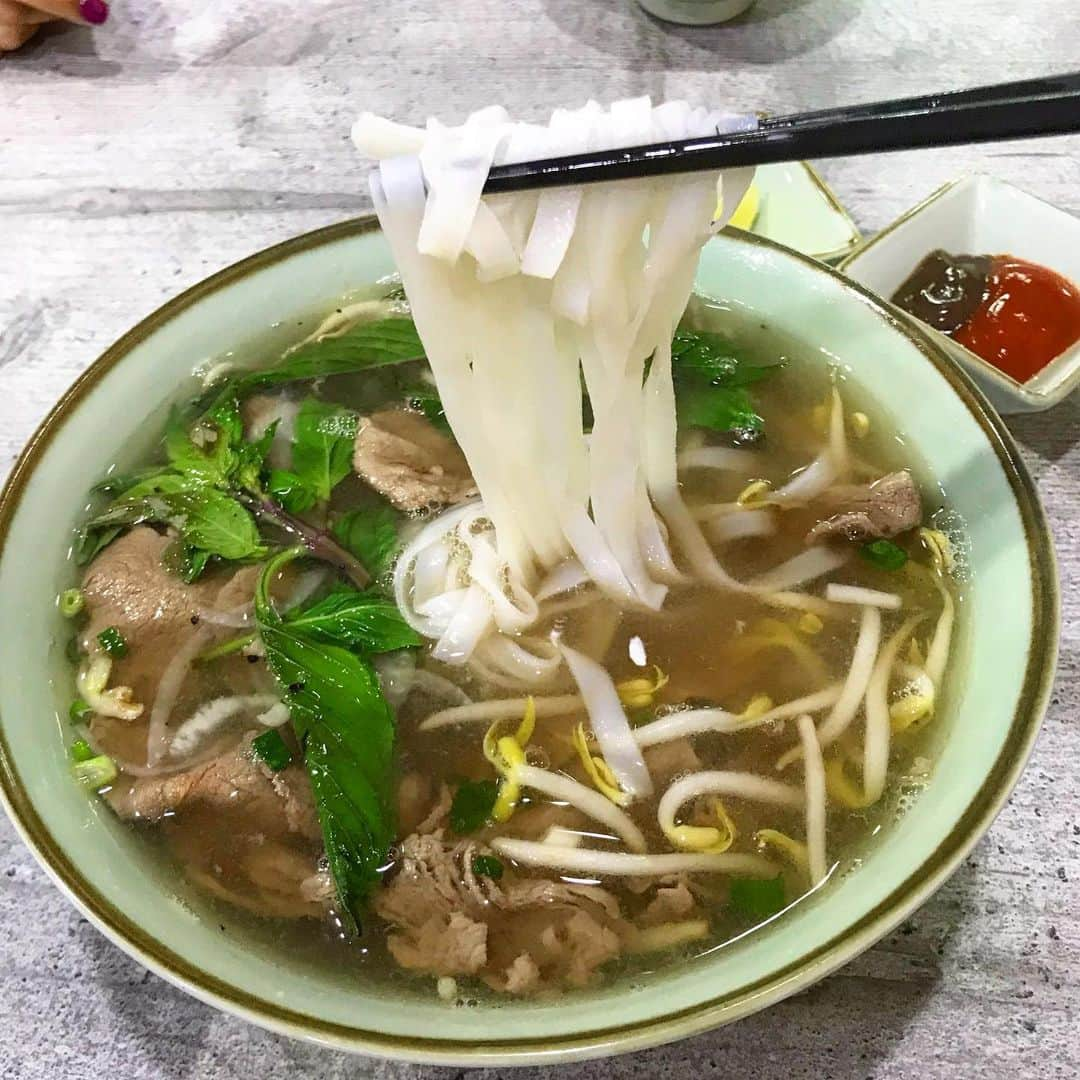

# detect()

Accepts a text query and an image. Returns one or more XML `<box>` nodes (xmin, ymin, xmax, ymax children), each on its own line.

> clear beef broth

<box><xmin>73</xmin><ymin>295</ymin><xmax>958</xmax><ymax>999</ymax></box>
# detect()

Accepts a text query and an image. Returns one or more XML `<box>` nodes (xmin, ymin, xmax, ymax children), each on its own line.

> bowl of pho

<box><xmin>0</xmin><ymin>99</ymin><xmax>1058</xmax><ymax>1065</ymax></box>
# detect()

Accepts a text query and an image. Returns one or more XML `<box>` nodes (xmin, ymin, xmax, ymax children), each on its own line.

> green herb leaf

<box><xmin>76</xmin><ymin>525</ymin><xmax>124</xmax><ymax>566</ymax></box>
<box><xmin>331</xmin><ymin>502</ymin><xmax>402</xmax><ymax>583</ymax></box>
<box><xmin>251</xmin><ymin>728</ymin><xmax>293</xmax><ymax>772</ymax></box>
<box><xmin>672</xmin><ymin>328</ymin><xmax>783</xmax><ymax>436</ymax></box>
<box><xmin>396</xmin><ymin>380</ymin><xmax>448</xmax><ymax>433</ymax></box>
<box><xmin>860</xmin><ymin>539</ymin><xmax>909</xmax><ymax>571</ymax></box>
<box><xmin>90</xmin><ymin>467</ymin><xmax>167</xmax><ymax>496</ymax></box>
<box><xmin>729</xmin><ymin>875</ymin><xmax>787</xmax><ymax>920</ymax></box>
<box><xmin>267</xmin><ymin>469</ymin><xmax>319</xmax><ymax>516</ymax></box>
<box><xmin>164</xmin><ymin>396</ymin><xmax>244</xmax><ymax>486</ymax></box>
<box><xmin>235</xmin><ymin>419</ymin><xmax>278</xmax><ymax>494</ymax></box>
<box><xmin>76</xmin><ymin>472</ymin><xmax>205</xmax><ymax>564</ymax></box>
<box><xmin>672</xmin><ymin>330</ymin><xmax>784</xmax><ymax>388</ymax></box>
<box><xmin>255</xmin><ymin>548</ymin><xmax>397</xmax><ymax>932</ymax></box>
<box><xmin>449</xmin><ymin>779</ymin><xmax>498</xmax><ymax>835</ymax></box>
<box><xmin>677</xmin><ymin>384</ymin><xmax>763</xmax><ymax>434</ymax></box>
<box><xmin>167</xmin><ymin>488</ymin><xmax>265</xmax><ymax>561</ymax></box>
<box><xmin>471</xmin><ymin>854</ymin><xmax>504</xmax><ymax>880</ymax></box>
<box><xmin>162</xmin><ymin>539</ymin><xmax>213</xmax><ymax>584</ymax></box>
<box><xmin>237</xmin><ymin>318</ymin><xmax>425</xmax><ymax>393</ymax></box>
<box><xmin>96</xmin><ymin>626</ymin><xmax>128</xmax><ymax>658</ymax></box>
<box><xmin>286</xmin><ymin>585</ymin><xmax>421</xmax><ymax>653</ymax></box>
<box><xmin>292</xmin><ymin>398</ymin><xmax>359</xmax><ymax>503</ymax></box>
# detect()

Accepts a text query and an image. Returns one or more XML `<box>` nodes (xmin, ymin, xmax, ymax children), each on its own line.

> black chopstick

<box><xmin>759</xmin><ymin>71</ymin><xmax>1080</xmax><ymax>131</ymax></box>
<box><xmin>482</xmin><ymin>72</ymin><xmax>1080</xmax><ymax>194</ymax></box>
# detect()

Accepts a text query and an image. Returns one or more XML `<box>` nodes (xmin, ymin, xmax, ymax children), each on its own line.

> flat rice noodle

<box><xmin>562</xmin><ymin>643</ymin><xmax>653</xmax><ymax>799</ymax></box>
<box><xmin>364</xmin><ymin>100</ymin><xmax>758</xmax><ymax>671</ymax></box>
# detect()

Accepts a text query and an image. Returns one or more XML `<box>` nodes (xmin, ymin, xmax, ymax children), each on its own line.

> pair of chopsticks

<box><xmin>483</xmin><ymin>72</ymin><xmax>1080</xmax><ymax>194</ymax></box>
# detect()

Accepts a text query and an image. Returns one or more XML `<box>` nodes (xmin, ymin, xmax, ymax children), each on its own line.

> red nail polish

<box><xmin>79</xmin><ymin>0</ymin><xmax>109</xmax><ymax>25</ymax></box>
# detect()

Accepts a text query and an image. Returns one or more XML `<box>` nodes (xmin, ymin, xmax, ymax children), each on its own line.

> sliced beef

<box><xmin>352</xmin><ymin>409</ymin><xmax>476</xmax><ymax>511</ymax></box>
<box><xmin>397</xmin><ymin>772</ymin><xmax>453</xmax><ymax>836</ymax></box>
<box><xmin>806</xmin><ymin>470</ymin><xmax>922</xmax><ymax>544</ymax></box>
<box><xmin>375</xmin><ymin>829</ymin><xmax>626</xmax><ymax>993</ymax></box>
<box><xmin>643</xmin><ymin>739</ymin><xmax>702</xmax><ymax>787</ymax></box>
<box><xmin>110</xmin><ymin>733</ymin><xmax>325</xmax><ymax>920</ymax></box>
<box><xmin>389</xmin><ymin>910</ymin><xmax>489</xmax><ymax>976</ymax></box>
<box><xmin>640</xmin><ymin>879</ymin><xmax>698</xmax><ymax>926</ymax></box>
<box><xmin>106</xmin><ymin>732</ymin><xmax>320</xmax><ymax>841</ymax></box>
<box><xmin>81</xmin><ymin>526</ymin><xmax>259</xmax><ymax>707</ymax></box>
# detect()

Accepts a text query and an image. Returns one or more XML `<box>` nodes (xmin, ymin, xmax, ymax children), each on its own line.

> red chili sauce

<box><xmin>891</xmin><ymin>249</ymin><xmax>1080</xmax><ymax>383</ymax></box>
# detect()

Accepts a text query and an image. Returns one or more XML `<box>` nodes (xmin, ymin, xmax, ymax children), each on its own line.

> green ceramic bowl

<box><xmin>0</xmin><ymin>219</ymin><xmax>1058</xmax><ymax>1066</ymax></box>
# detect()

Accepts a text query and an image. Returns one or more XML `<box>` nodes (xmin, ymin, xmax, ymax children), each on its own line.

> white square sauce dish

<box><xmin>839</xmin><ymin>175</ymin><xmax>1080</xmax><ymax>414</ymax></box>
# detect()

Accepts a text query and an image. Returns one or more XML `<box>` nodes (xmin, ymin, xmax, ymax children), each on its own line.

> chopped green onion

<box><xmin>68</xmin><ymin>699</ymin><xmax>92</xmax><ymax>724</ymax></box>
<box><xmin>729</xmin><ymin>875</ymin><xmax>787</xmax><ymax>920</ymax></box>
<box><xmin>251</xmin><ymin>728</ymin><xmax>292</xmax><ymax>772</ymax></box>
<box><xmin>96</xmin><ymin>626</ymin><xmax>128</xmax><ymax>658</ymax></box>
<box><xmin>471</xmin><ymin>855</ymin><xmax>504</xmax><ymax>881</ymax></box>
<box><xmin>70</xmin><ymin>739</ymin><xmax>95</xmax><ymax>763</ymax></box>
<box><xmin>65</xmin><ymin>636</ymin><xmax>83</xmax><ymax>664</ymax></box>
<box><xmin>860</xmin><ymin>539</ymin><xmax>908</xmax><ymax>572</ymax></box>
<box><xmin>59</xmin><ymin>588</ymin><xmax>85</xmax><ymax>618</ymax></box>
<box><xmin>72</xmin><ymin>754</ymin><xmax>117</xmax><ymax>790</ymax></box>
<box><xmin>449</xmin><ymin>779</ymin><xmax>498</xmax><ymax>835</ymax></box>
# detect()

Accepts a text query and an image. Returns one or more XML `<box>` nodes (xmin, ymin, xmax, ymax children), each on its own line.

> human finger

<box><xmin>0</xmin><ymin>20</ymin><xmax>37</xmax><ymax>49</ymax></box>
<box><xmin>18</xmin><ymin>0</ymin><xmax>108</xmax><ymax>25</ymax></box>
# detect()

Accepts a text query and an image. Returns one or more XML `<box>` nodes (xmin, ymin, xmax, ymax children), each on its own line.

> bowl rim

<box><xmin>0</xmin><ymin>215</ymin><xmax>1060</xmax><ymax>1065</ymax></box>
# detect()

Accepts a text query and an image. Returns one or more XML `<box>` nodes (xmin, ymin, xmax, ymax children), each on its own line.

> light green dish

<box><xmin>0</xmin><ymin>220</ymin><xmax>1057</xmax><ymax>1066</ymax></box>
<box><xmin>745</xmin><ymin>162</ymin><xmax>861</xmax><ymax>264</ymax></box>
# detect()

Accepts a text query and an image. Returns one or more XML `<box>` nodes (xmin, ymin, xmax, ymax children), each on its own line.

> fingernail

<box><xmin>79</xmin><ymin>0</ymin><xmax>109</xmax><ymax>25</ymax></box>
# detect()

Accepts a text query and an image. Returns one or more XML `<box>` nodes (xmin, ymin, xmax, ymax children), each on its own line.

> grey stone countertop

<box><xmin>0</xmin><ymin>1</ymin><xmax>1077</xmax><ymax>1077</ymax></box>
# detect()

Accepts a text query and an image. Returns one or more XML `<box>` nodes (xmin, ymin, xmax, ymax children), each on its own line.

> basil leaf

<box><xmin>90</xmin><ymin>467</ymin><xmax>170</xmax><ymax>497</ymax></box>
<box><xmin>677</xmin><ymin>384</ymin><xmax>763</xmax><ymax>434</ymax></box>
<box><xmin>255</xmin><ymin>549</ymin><xmax>397</xmax><ymax>932</ymax></box>
<box><xmin>235</xmin><ymin>419</ymin><xmax>278</xmax><ymax>495</ymax></box>
<box><xmin>672</xmin><ymin>329</ymin><xmax>784</xmax><ymax>388</ymax></box>
<box><xmin>672</xmin><ymin>328</ymin><xmax>783</xmax><ymax>436</ymax></box>
<box><xmin>162</xmin><ymin>538</ymin><xmax>213</xmax><ymax>583</ymax></box>
<box><xmin>115</xmin><ymin>471</ymin><xmax>203</xmax><ymax>502</ymax></box>
<box><xmin>729</xmin><ymin>875</ymin><xmax>787</xmax><ymax>919</ymax></box>
<box><xmin>292</xmin><ymin>398</ymin><xmax>359</xmax><ymax>503</ymax></box>
<box><xmin>164</xmin><ymin>396</ymin><xmax>244</xmax><ymax>486</ymax></box>
<box><xmin>450</xmin><ymin>779</ymin><xmax>498</xmax><ymax>835</ymax></box>
<box><xmin>76</xmin><ymin>477</ymin><xmax>194</xmax><ymax>564</ymax></box>
<box><xmin>76</xmin><ymin>525</ymin><xmax>123</xmax><ymax>565</ymax></box>
<box><xmin>166</xmin><ymin>489</ymin><xmax>265</xmax><ymax>560</ymax></box>
<box><xmin>331</xmin><ymin>502</ymin><xmax>402</xmax><ymax>583</ymax></box>
<box><xmin>267</xmin><ymin>468</ymin><xmax>319</xmax><ymax>515</ymax></box>
<box><xmin>285</xmin><ymin>585</ymin><xmax>420</xmax><ymax>653</ymax></box>
<box><xmin>238</xmin><ymin>318</ymin><xmax>425</xmax><ymax>393</ymax></box>
<box><xmin>251</xmin><ymin>728</ymin><xmax>292</xmax><ymax>772</ymax></box>
<box><xmin>396</xmin><ymin>380</ymin><xmax>449</xmax><ymax>433</ymax></box>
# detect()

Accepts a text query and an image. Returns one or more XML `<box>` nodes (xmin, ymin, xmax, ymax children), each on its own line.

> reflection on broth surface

<box><xmin>60</xmin><ymin>289</ymin><xmax>960</xmax><ymax>999</ymax></box>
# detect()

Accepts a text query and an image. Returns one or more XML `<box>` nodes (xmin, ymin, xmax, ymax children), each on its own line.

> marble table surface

<box><xmin>1</xmin><ymin>1</ymin><xmax>1077</xmax><ymax>1077</ymax></box>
